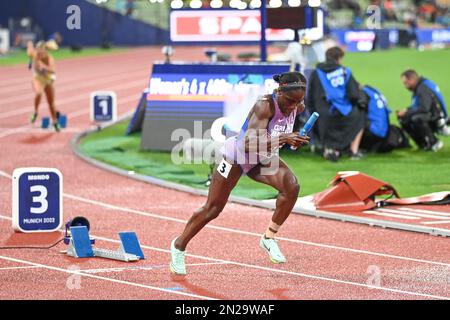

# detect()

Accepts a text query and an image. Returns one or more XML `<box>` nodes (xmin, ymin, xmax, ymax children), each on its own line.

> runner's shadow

<box><xmin>267</xmin><ymin>288</ymin><xmax>290</xmax><ymax>300</ymax></box>
<box><xmin>0</xmin><ymin>230</ymin><xmax>62</xmax><ymax>248</ymax></box>
<box><xmin>20</xmin><ymin>133</ymin><xmax>54</xmax><ymax>144</ymax></box>
<box><xmin>170</xmin><ymin>274</ymin><xmax>228</xmax><ymax>300</ymax></box>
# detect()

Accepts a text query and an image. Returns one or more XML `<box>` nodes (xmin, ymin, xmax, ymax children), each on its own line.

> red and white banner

<box><xmin>170</xmin><ymin>9</ymin><xmax>294</xmax><ymax>42</ymax></box>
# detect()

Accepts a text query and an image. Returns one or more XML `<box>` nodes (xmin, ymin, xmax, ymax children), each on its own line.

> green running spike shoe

<box><xmin>170</xmin><ymin>238</ymin><xmax>186</xmax><ymax>275</ymax></box>
<box><xmin>260</xmin><ymin>235</ymin><xmax>286</xmax><ymax>263</ymax></box>
<box><xmin>30</xmin><ymin>112</ymin><xmax>38</xmax><ymax>124</ymax></box>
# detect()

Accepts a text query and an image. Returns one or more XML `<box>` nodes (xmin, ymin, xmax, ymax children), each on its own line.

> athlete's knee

<box><xmin>203</xmin><ymin>201</ymin><xmax>226</xmax><ymax>221</ymax></box>
<box><xmin>289</xmin><ymin>181</ymin><xmax>300</xmax><ymax>198</ymax></box>
<box><xmin>282</xmin><ymin>176</ymin><xmax>300</xmax><ymax>199</ymax></box>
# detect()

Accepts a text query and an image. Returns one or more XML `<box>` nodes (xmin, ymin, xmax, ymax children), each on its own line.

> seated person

<box><xmin>397</xmin><ymin>70</ymin><xmax>445</xmax><ymax>151</ymax></box>
<box><xmin>306</xmin><ymin>46</ymin><xmax>365</xmax><ymax>161</ymax></box>
<box><xmin>359</xmin><ymin>85</ymin><xmax>410</xmax><ymax>153</ymax></box>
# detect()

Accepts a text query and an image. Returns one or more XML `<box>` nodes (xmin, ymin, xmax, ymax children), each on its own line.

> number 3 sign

<box><xmin>90</xmin><ymin>91</ymin><xmax>117</xmax><ymax>123</ymax></box>
<box><xmin>12</xmin><ymin>168</ymin><xmax>63</xmax><ymax>233</ymax></box>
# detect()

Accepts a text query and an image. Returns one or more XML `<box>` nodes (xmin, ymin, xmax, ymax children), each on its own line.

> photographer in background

<box><xmin>397</xmin><ymin>69</ymin><xmax>447</xmax><ymax>152</ymax></box>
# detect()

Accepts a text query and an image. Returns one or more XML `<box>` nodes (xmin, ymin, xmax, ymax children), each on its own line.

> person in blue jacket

<box><xmin>397</xmin><ymin>70</ymin><xmax>446</xmax><ymax>152</ymax></box>
<box><xmin>359</xmin><ymin>85</ymin><xmax>410</xmax><ymax>153</ymax></box>
<box><xmin>306</xmin><ymin>46</ymin><xmax>365</xmax><ymax>161</ymax></box>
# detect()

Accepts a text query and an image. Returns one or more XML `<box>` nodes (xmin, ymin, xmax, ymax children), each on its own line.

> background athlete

<box><xmin>170</xmin><ymin>72</ymin><xmax>310</xmax><ymax>275</ymax></box>
<box><xmin>27</xmin><ymin>40</ymin><xmax>60</xmax><ymax>132</ymax></box>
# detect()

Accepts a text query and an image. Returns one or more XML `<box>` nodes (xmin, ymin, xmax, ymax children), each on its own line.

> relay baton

<box><xmin>291</xmin><ymin>112</ymin><xmax>320</xmax><ymax>150</ymax></box>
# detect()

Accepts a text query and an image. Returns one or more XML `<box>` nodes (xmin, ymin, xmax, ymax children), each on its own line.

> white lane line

<box><xmin>81</xmin><ymin>262</ymin><xmax>230</xmax><ymax>274</ymax></box>
<box><xmin>363</xmin><ymin>210</ymin><xmax>419</xmax><ymax>220</ymax></box>
<box><xmin>86</xmin><ymin>235</ymin><xmax>450</xmax><ymax>300</ymax></box>
<box><xmin>376</xmin><ymin>208</ymin><xmax>450</xmax><ymax>220</ymax></box>
<box><xmin>421</xmin><ymin>220</ymin><xmax>450</xmax><ymax>225</ymax></box>
<box><xmin>0</xmin><ymin>50</ymin><xmax>147</xmax><ymax>89</ymax></box>
<box><xmin>5</xmin><ymin>180</ymin><xmax>450</xmax><ymax>272</ymax></box>
<box><xmin>0</xmin><ymin>79</ymin><xmax>144</xmax><ymax>121</ymax></box>
<box><xmin>0</xmin><ymin>95</ymin><xmax>138</xmax><ymax>139</ymax></box>
<box><xmin>61</xmin><ymin>194</ymin><xmax>450</xmax><ymax>267</ymax></box>
<box><xmin>0</xmin><ymin>214</ymin><xmax>447</xmax><ymax>300</ymax></box>
<box><xmin>0</xmin><ymin>172</ymin><xmax>449</xmax><ymax>268</ymax></box>
<box><xmin>0</xmin><ymin>53</ymin><xmax>139</xmax><ymax>87</ymax></box>
<box><xmin>0</xmin><ymin>66</ymin><xmax>147</xmax><ymax>95</ymax></box>
<box><xmin>0</xmin><ymin>170</ymin><xmax>11</xmax><ymax>178</ymax></box>
<box><xmin>0</xmin><ymin>266</ymin><xmax>41</xmax><ymax>271</ymax></box>
<box><xmin>0</xmin><ymin>254</ymin><xmax>216</xmax><ymax>300</ymax></box>
<box><xmin>0</xmin><ymin>70</ymin><xmax>145</xmax><ymax>106</ymax></box>
<box><xmin>0</xmin><ymin>128</ymin><xmax>83</xmax><ymax>134</ymax></box>
<box><xmin>398</xmin><ymin>207</ymin><xmax>450</xmax><ymax>217</ymax></box>
<box><xmin>0</xmin><ymin>56</ymin><xmax>147</xmax><ymax>92</ymax></box>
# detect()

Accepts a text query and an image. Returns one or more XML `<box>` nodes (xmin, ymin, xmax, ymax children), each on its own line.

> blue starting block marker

<box><xmin>119</xmin><ymin>232</ymin><xmax>145</xmax><ymax>260</ymax></box>
<box><xmin>66</xmin><ymin>226</ymin><xmax>145</xmax><ymax>262</ymax></box>
<box><xmin>58</xmin><ymin>114</ymin><xmax>67</xmax><ymax>128</ymax></box>
<box><xmin>41</xmin><ymin>117</ymin><xmax>50</xmax><ymax>129</ymax></box>
<box><xmin>67</xmin><ymin>226</ymin><xmax>94</xmax><ymax>258</ymax></box>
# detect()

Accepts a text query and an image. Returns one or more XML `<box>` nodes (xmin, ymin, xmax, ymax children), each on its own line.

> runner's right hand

<box><xmin>283</xmin><ymin>133</ymin><xmax>310</xmax><ymax>148</ymax></box>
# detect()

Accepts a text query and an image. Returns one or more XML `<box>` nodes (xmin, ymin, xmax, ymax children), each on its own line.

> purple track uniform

<box><xmin>221</xmin><ymin>93</ymin><xmax>297</xmax><ymax>174</ymax></box>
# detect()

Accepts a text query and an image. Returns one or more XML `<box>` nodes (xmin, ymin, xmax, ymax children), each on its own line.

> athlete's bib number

<box><xmin>217</xmin><ymin>159</ymin><xmax>232</xmax><ymax>178</ymax></box>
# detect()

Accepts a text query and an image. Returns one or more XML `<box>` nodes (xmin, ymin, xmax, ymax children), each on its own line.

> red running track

<box><xmin>0</xmin><ymin>47</ymin><xmax>449</xmax><ymax>300</ymax></box>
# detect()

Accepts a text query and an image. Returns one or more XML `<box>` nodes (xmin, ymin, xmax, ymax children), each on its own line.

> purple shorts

<box><xmin>220</xmin><ymin>136</ymin><xmax>259</xmax><ymax>174</ymax></box>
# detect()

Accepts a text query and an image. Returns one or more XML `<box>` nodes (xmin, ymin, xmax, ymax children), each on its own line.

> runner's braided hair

<box><xmin>273</xmin><ymin>72</ymin><xmax>307</xmax><ymax>92</ymax></box>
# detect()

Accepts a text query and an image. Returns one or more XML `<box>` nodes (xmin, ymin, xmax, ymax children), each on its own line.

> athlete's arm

<box><xmin>39</xmin><ymin>56</ymin><xmax>55</xmax><ymax>73</ymax></box>
<box><xmin>244</xmin><ymin>98</ymin><xmax>306</xmax><ymax>153</ymax></box>
<box><xmin>46</xmin><ymin>55</ymin><xmax>56</xmax><ymax>73</ymax></box>
<box><xmin>26</xmin><ymin>41</ymin><xmax>35</xmax><ymax>58</ymax></box>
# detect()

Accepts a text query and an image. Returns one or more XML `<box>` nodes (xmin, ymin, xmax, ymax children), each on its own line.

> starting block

<box><xmin>64</xmin><ymin>216</ymin><xmax>95</xmax><ymax>246</ymax></box>
<box><xmin>58</xmin><ymin>114</ymin><xmax>67</xmax><ymax>128</ymax></box>
<box><xmin>41</xmin><ymin>117</ymin><xmax>50</xmax><ymax>129</ymax></box>
<box><xmin>118</xmin><ymin>231</ymin><xmax>145</xmax><ymax>259</ymax></box>
<box><xmin>66</xmin><ymin>226</ymin><xmax>144</xmax><ymax>262</ymax></box>
<box><xmin>41</xmin><ymin>114</ymin><xmax>67</xmax><ymax>129</ymax></box>
<box><xmin>66</xmin><ymin>226</ymin><xmax>94</xmax><ymax>258</ymax></box>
